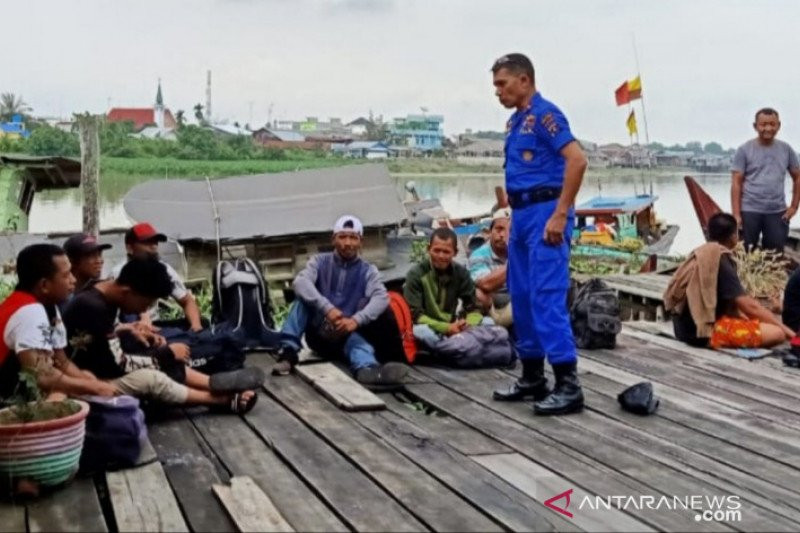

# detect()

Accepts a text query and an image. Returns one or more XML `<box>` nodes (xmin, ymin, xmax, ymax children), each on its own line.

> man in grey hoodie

<box><xmin>272</xmin><ymin>215</ymin><xmax>408</xmax><ymax>387</ymax></box>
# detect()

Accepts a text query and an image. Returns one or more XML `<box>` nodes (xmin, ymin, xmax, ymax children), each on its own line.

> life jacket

<box><xmin>0</xmin><ymin>291</ymin><xmax>39</xmax><ymax>367</ymax></box>
<box><xmin>388</xmin><ymin>291</ymin><xmax>417</xmax><ymax>364</ymax></box>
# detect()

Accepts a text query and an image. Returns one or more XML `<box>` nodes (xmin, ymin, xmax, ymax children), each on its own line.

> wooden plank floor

<box><xmin>3</xmin><ymin>331</ymin><xmax>800</xmax><ymax>531</ymax></box>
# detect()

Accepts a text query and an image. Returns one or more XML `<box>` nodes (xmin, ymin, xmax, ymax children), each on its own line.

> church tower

<box><xmin>155</xmin><ymin>79</ymin><xmax>165</xmax><ymax>132</ymax></box>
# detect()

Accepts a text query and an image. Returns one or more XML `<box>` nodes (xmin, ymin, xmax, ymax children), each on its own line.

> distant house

<box><xmin>654</xmin><ymin>150</ymin><xmax>695</xmax><ymax>167</ymax></box>
<box><xmin>107</xmin><ymin>80</ymin><xmax>176</xmax><ymax>133</ymax></box>
<box><xmin>390</xmin><ymin>114</ymin><xmax>444</xmax><ymax>152</ymax></box>
<box><xmin>207</xmin><ymin>124</ymin><xmax>251</xmax><ymax>137</ymax></box>
<box><xmin>253</xmin><ymin>128</ymin><xmax>306</xmax><ymax>144</ymax></box>
<box><xmin>347</xmin><ymin>117</ymin><xmax>372</xmax><ymax>137</ymax></box>
<box><xmin>133</xmin><ymin>126</ymin><xmax>177</xmax><ymax>141</ymax></box>
<box><xmin>455</xmin><ymin>138</ymin><xmax>504</xmax><ymax>158</ymax></box>
<box><xmin>332</xmin><ymin>141</ymin><xmax>390</xmax><ymax>159</ymax></box>
<box><xmin>689</xmin><ymin>154</ymin><xmax>731</xmax><ymax>173</ymax></box>
<box><xmin>252</xmin><ymin>127</ymin><xmax>331</xmax><ymax>150</ymax></box>
<box><xmin>0</xmin><ymin>115</ymin><xmax>30</xmax><ymax>139</ymax></box>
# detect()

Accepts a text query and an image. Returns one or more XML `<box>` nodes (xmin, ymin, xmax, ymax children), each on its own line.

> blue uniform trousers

<box><xmin>507</xmin><ymin>200</ymin><xmax>577</xmax><ymax>365</ymax></box>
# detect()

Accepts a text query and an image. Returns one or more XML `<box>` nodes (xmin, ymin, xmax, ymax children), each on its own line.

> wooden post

<box><xmin>76</xmin><ymin>113</ymin><xmax>101</xmax><ymax>237</ymax></box>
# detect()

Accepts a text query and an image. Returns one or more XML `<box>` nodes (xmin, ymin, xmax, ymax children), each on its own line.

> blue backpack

<box><xmin>79</xmin><ymin>395</ymin><xmax>147</xmax><ymax>473</ymax></box>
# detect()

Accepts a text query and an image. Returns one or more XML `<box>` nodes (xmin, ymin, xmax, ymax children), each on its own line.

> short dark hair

<box><xmin>755</xmin><ymin>107</ymin><xmax>779</xmax><ymax>122</ymax></box>
<box><xmin>116</xmin><ymin>257</ymin><xmax>173</xmax><ymax>299</ymax></box>
<box><xmin>491</xmin><ymin>53</ymin><xmax>535</xmax><ymax>83</ymax></box>
<box><xmin>708</xmin><ymin>213</ymin><xmax>738</xmax><ymax>243</ymax></box>
<box><xmin>429</xmin><ymin>227</ymin><xmax>458</xmax><ymax>249</ymax></box>
<box><xmin>16</xmin><ymin>244</ymin><xmax>66</xmax><ymax>292</ymax></box>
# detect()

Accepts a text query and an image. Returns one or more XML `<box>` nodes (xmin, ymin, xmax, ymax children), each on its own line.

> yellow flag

<box><xmin>627</xmin><ymin>75</ymin><xmax>642</xmax><ymax>100</ymax></box>
<box><xmin>626</xmin><ymin>110</ymin><xmax>638</xmax><ymax>136</ymax></box>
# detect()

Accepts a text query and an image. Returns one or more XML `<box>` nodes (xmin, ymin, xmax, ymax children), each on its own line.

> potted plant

<box><xmin>0</xmin><ymin>365</ymin><xmax>89</xmax><ymax>497</ymax></box>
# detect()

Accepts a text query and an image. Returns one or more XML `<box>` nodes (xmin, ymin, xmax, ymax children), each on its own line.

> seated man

<box><xmin>782</xmin><ymin>266</ymin><xmax>800</xmax><ymax>332</ymax></box>
<box><xmin>1</xmin><ymin>244</ymin><xmax>118</xmax><ymax>403</ymax></box>
<box><xmin>63</xmin><ymin>255</ymin><xmax>261</xmax><ymax>412</ymax></box>
<box><xmin>468</xmin><ymin>208</ymin><xmax>512</xmax><ymax>327</ymax></box>
<box><xmin>273</xmin><ymin>215</ymin><xmax>407</xmax><ymax>386</ymax></box>
<box><xmin>404</xmin><ymin>227</ymin><xmax>484</xmax><ymax>350</ymax></box>
<box><xmin>63</xmin><ymin>233</ymin><xmax>112</xmax><ymax>292</ymax></box>
<box><xmin>112</xmin><ymin>223</ymin><xmax>203</xmax><ymax>332</ymax></box>
<box><xmin>664</xmin><ymin>212</ymin><xmax>794</xmax><ymax>349</ymax></box>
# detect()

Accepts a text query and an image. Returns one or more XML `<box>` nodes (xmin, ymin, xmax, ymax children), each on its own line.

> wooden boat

<box><xmin>572</xmin><ymin>194</ymin><xmax>680</xmax><ymax>259</ymax></box>
<box><xmin>684</xmin><ymin>174</ymin><xmax>800</xmax><ymax>266</ymax></box>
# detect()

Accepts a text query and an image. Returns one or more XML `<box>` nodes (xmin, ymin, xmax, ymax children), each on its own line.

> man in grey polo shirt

<box><xmin>731</xmin><ymin>107</ymin><xmax>800</xmax><ymax>252</ymax></box>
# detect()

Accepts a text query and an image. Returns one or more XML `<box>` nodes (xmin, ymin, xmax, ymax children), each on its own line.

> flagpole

<box><xmin>632</xmin><ymin>33</ymin><xmax>651</xmax><ymax>146</ymax></box>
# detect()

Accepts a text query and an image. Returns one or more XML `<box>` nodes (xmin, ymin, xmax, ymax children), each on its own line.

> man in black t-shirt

<box><xmin>63</xmin><ymin>257</ymin><xmax>262</xmax><ymax>413</ymax></box>
<box><xmin>669</xmin><ymin>213</ymin><xmax>794</xmax><ymax>348</ymax></box>
<box><xmin>782</xmin><ymin>267</ymin><xmax>800</xmax><ymax>332</ymax></box>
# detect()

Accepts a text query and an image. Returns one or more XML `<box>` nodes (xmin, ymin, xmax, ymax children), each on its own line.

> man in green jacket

<box><xmin>404</xmin><ymin>228</ymin><xmax>484</xmax><ymax>350</ymax></box>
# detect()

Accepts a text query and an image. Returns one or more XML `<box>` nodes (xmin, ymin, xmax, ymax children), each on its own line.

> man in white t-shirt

<box><xmin>111</xmin><ymin>222</ymin><xmax>202</xmax><ymax>332</ymax></box>
<box><xmin>0</xmin><ymin>244</ymin><xmax>117</xmax><ymax>401</ymax></box>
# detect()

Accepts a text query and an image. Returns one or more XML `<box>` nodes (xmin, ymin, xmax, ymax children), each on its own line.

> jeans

<box><xmin>280</xmin><ymin>300</ymin><xmax>378</xmax><ymax>371</ymax></box>
<box><xmin>413</xmin><ymin>317</ymin><xmax>495</xmax><ymax>351</ymax></box>
<box><xmin>741</xmin><ymin>211</ymin><xmax>789</xmax><ymax>253</ymax></box>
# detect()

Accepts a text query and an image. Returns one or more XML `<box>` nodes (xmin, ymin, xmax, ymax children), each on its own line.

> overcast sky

<box><xmin>5</xmin><ymin>0</ymin><xmax>800</xmax><ymax>148</ymax></box>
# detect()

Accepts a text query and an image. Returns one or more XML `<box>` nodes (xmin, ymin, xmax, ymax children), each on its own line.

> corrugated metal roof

<box><xmin>122</xmin><ymin>164</ymin><xmax>406</xmax><ymax>242</ymax></box>
<box><xmin>269</xmin><ymin>129</ymin><xmax>306</xmax><ymax>142</ymax></box>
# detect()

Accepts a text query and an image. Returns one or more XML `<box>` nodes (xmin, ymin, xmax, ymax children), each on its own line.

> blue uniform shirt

<box><xmin>504</xmin><ymin>92</ymin><xmax>576</xmax><ymax>193</ymax></box>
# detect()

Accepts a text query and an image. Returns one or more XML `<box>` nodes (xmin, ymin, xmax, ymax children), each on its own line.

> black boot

<box><xmin>533</xmin><ymin>362</ymin><xmax>584</xmax><ymax>415</ymax></box>
<box><xmin>493</xmin><ymin>358</ymin><xmax>550</xmax><ymax>402</ymax></box>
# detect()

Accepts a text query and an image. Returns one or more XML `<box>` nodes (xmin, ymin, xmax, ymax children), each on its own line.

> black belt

<box><xmin>507</xmin><ymin>186</ymin><xmax>562</xmax><ymax>208</ymax></box>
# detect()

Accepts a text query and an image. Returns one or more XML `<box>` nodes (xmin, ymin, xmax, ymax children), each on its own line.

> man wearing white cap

<box><xmin>273</xmin><ymin>215</ymin><xmax>408</xmax><ymax>387</ymax></box>
<box><xmin>468</xmin><ymin>207</ymin><xmax>512</xmax><ymax>327</ymax></box>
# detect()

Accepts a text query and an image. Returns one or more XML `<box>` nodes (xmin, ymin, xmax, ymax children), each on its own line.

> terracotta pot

<box><xmin>0</xmin><ymin>400</ymin><xmax>89</xmax><ymax>489</ymax></box>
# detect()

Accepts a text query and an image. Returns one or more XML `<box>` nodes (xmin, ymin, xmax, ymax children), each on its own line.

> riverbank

<box><xmin>102</xmin><ymin>154</ymin><xmax>356</xmax><ymax>176</ymax></box>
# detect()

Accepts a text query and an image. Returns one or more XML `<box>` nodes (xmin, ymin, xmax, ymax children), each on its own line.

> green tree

<box><xmin>647</xmin><ymin>141</ymin><xmax>665</xmax><ymax>151</ymax></box>
<box><xmin>703</xmin><ymin>142</ymin><xmax>724</xmax><ymax>154</ymax></box>
<box><xmin>0</xmin><ymin>93</ymin><xmax>32</xmax><ymax>122</ymax></box>
<box><xmin>684</xmin><ymin>141</ymin><xmax>703</xmax><ymax>154</ymax></box>
<box><xmin>100</xmin><ymin>120</ymin><xmax>138</xmax><ymax>157</ymax></box>
<box><xmin>175</xmin><ymin>110</ymin><xmax>186</xmax><ymax>128</ymax></box>
<box><xmin>176</xmin><ymin>125</ymin><xmax>218</xmax><ymax>159</ymax></box>
<box><xmin>26</xmin><ymin>124</ymin><xmax>79</xmax><ymax>156</ymax></box>
<box><xmin>193</xmin><ymin>103</ymin><xmax>206</xmax><ymax>125</ymax></box>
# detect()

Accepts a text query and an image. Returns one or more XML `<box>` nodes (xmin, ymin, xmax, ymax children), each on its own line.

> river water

<box><xmin>28</xmin><ymin>169</ymin><xmax>793</xmax><ymax>255</ymax></box>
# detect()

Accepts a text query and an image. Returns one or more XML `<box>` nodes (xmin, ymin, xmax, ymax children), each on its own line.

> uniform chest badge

<box><xmin>522</xmin><ymin>150</ymin><xmax>534</xmax><ymax>161</ymax></box>
<box><xmin>521</xmin><ymin>114</ymin><xmax>536</xmax><ymax>134</ymax></box>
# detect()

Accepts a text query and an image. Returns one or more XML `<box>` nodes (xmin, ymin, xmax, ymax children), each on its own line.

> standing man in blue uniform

<box><xmin>490</xmin><ymin>53</ymin><xmax>587</xmax><ymax>415</ymax></box>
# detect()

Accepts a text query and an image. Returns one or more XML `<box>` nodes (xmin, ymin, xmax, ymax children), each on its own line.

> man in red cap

<box><xmin>63</xmin><ymin>233</ymin><xmax>112</xmax><ymax>291</ymax></box>
<box><xmin>111</xmin><ymin>222</ymin><xmax>203</xmax><ymax>332</ymax></box>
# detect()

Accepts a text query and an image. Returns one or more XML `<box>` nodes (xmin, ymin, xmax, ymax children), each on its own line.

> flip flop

<box><xmin>230</xmin><ymin>391</ymin><xmax>258</xmax><ymax>414</ymax></box>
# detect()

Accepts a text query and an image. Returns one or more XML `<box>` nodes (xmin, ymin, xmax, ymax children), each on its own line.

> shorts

<box><xmin>709</xmin><ymin>316</ymin><xmax>762</xmax><ymax>349</ymax></box>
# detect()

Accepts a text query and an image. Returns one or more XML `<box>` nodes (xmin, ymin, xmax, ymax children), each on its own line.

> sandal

<box><xmin>230</xmin><ymin>391</ymin><xmax>258</xmax><ymax>414</ymax></box>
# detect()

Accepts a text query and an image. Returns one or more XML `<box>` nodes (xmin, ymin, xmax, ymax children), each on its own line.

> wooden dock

<box><xmin>3</xmin><ymin>328</ymin><xmax>800</xmax><ymax>532</ymax></box>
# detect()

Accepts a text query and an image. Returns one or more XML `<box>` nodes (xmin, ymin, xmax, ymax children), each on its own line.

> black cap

<box><xmin>617</xmin><ymin>381</ymin><xmax>660</xmax><ymax>415</ymax></box>
<box><xmin>63</xmin><ymin>233</ymin><xmax>112</xmax><ymax>260</ymax></box>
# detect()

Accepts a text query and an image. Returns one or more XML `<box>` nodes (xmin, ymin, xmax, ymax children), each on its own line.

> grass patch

<box><xmin>102</xmin><ymin>155</ymin><xmax>358</xmax><ymax>177</ymax></box>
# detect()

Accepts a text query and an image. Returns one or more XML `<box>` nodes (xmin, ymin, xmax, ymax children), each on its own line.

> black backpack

<box><xmin>211</xmin><ymin>257</ymin><xmax>279</xmax><ymax>350</ymax></box>
<box><xmin>570</xmin><ymin>278</ymin><xmax>621</xmax><ymax>349</ymax></box>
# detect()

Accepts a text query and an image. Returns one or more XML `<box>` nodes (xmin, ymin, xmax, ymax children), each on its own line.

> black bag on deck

<box><xmin>570</xmin><ymin>278</ymin><xmax>621</xmax><ymax>349</ymax></box>
<box><xmin>211</xmin><ymin>257</ymin><xmax>282</xmax><ymax>351</ymax></box>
